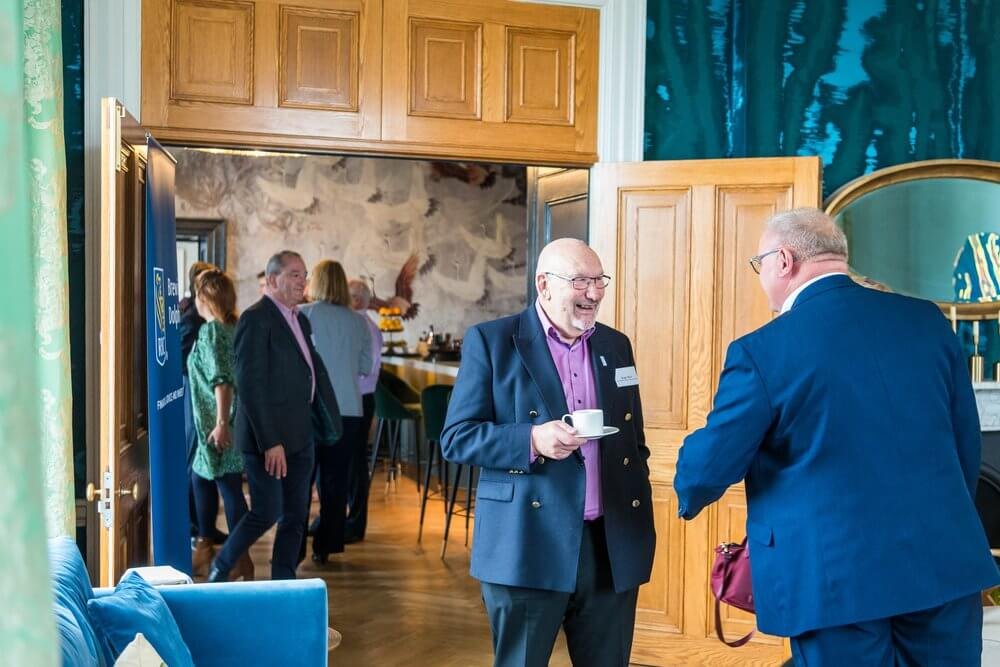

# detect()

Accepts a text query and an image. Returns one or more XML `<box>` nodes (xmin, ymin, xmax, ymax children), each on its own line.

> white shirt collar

<box><xmin>780</xmin><ymin>273</ymin><xmax>848</xmax><ymax>314</ymax></box>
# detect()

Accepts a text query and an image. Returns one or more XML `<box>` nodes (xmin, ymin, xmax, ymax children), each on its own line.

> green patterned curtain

<box><xmin>25</xmin><ymin>0</ymin><xmax>75</xmax><ymax>539</ymax></box>
<box><xmin>0</xmin><ymin>0</ymin><xmax>71</xmax><ymax>663</ymax></box>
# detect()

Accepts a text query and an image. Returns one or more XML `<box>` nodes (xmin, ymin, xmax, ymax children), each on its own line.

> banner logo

<box><xmin>153</xmin><ymin>267</ymin><xmax>168</xmax><ymax>366</ymax></box>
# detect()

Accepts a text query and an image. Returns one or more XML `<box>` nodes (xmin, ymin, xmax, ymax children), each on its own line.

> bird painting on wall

<box><xmin>370</xmin><ymin>253</ymin><xmax>421</xmax><ymax>319</ymax></box>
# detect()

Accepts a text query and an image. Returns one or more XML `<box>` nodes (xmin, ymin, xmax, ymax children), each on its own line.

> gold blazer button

<box><xmin>529</xmin><ymin>410</ymin><xmax>538</xmax><ymax>418</ymax></box>
<box><xmin>531</xmin><ymin>500</ymin><xmax>542</xmax><ymax>509</ymax></box>
<box><xmin>624</xmin><ymin>412</ymin><xmax>632</xmax><ymax>421</ymax></box>
<box><xmin>631</xmin><ymin>499</ymin><xmax>641</xmax><ymax>508</ymax></box>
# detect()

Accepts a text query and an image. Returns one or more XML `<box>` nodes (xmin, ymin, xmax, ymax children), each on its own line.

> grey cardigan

<box><xmin>299</xmin><ymin>302</ymin><xmax>373</xmax><ymax>417</ymax></box>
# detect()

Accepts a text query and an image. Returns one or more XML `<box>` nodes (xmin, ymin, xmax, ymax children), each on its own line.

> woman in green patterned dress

<box><xmin>188</xmin><ymin>269</ymin><xmax>252</xmax><ymax>580</ymax></box>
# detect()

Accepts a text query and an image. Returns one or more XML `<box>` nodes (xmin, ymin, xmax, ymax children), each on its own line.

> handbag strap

<box><xmin>714</xmin><ymin>598</ymin><xmax>754</xmax><ymax>648</ymax></box>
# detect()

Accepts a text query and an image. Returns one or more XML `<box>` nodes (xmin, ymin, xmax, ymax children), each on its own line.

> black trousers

<box><xmin>309</xmin><ymin>417</ymin><xmax>364</xmax><ymax>556</ymax></box>
<box><xmin>345</xmin><ymin>394</ymin><xmax>375</xmax><ymax>539</ymax></box>
<box><xmin>214</xmin><ymin>445</ymin><xmax>314</xmax><ymax>580</ymax></box>
<box><xmin>480</xmin><ymin>518</ymin><xmax>639</xmax><ymax>667</ymax></box>
<box><xmin>191</xmin><ymin>471</ymin><xmax>248</xmax><ymax>537</ymax></box>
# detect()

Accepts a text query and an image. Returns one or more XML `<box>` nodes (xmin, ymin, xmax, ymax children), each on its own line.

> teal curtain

<box><xmin>0</xmin><ymin>0</ymin><xmax>72</xmax><ymax>663</ymax></box>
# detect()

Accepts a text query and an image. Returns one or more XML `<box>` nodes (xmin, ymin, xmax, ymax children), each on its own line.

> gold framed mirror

<box><xmin>824</xmin><ymin>159</ymin><xmax>1000</xmax><ymax>320</ymax></box>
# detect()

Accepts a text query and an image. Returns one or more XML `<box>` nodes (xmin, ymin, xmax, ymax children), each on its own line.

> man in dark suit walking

<box><xmin>208</xmin><ymin>250</ymin><xmax>341</xmax><ymax>581</ymax></box>
<box><xmin>675</xmin><ymin>208</ymin><xmax>999</xmax><ymax>665</ymax></box>
<box><xmin>441</xmin><ymin>238</ymin><xmax>655</xmax><ymax>667</ymax></box>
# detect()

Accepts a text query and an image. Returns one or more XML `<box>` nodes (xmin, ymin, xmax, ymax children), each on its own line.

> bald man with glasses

<box><xmin>441</xmin><ymin>238</ymin><xmax>655</xmax><ymax>667</ymax></box>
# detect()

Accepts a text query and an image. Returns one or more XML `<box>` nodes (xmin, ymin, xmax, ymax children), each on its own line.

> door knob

<box><xmin>85</xmin><ymin>482</ymin><xmax>100</xmax><ymax>502</ymax></box>
<box><xmin>118</xmin><ymin>482</ymin><xmax>140</xmax><ymax>500</ymax></box>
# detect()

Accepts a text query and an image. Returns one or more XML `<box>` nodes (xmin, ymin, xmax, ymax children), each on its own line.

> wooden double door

<box><xmin>589</xmin><ymin>157</ymin><xmax>821</xmax><ymax>665</ymax></box>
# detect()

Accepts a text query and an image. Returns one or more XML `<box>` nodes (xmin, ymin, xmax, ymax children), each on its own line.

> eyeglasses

<box><xmin>749</xmin><ymin>249</ymin><xmax>781</xmax><ymax>275</ymax></box>
<box><xmin>545</xmin><ymin>272</ymin><xmax>612</xmax><ymax>290</ymax></box>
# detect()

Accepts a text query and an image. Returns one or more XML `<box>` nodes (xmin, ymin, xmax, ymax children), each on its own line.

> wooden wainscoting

<box><xmin>141</xmin><ymin>0</ymin><xmax>598</xmax><ymax>165</ymax></box>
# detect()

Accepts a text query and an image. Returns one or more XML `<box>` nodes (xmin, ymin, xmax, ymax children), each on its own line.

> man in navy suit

<box><xmin>442</xmin><ymin>238</ymin><xmax>655</xmax><ymax>667</ymax></box>
<box><xmin>674</xmin><ymin>208</ymin><xmax>999</xmax><ymax>665</ymax></box>
<box><xmin>208</xmin><ymin>251</ymin><xmax>341</xmax><ymax>581</ymax></box>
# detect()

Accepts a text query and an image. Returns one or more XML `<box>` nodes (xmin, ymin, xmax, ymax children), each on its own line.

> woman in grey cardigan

<box><xmin>300</xmin><ymin>260</ymin><xmax>373</xmax><ymax>562</ymax></box>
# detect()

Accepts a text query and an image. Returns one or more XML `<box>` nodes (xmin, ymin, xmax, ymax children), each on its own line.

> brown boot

<box><xmin>191</xmin><ymin>538</ymin><xmax>214</xmax><ymax>578</ymax></box>
<box><xmin>229</xmin><ymin>552</ymin><xmax>255</xmax><ymax>582</ymax></box>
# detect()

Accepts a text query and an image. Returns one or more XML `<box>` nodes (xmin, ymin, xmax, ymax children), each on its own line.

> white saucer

<box><xmin>577</xmin><ymin>426</ymin><xmax>619</xmax><ymax>439</ymax></box>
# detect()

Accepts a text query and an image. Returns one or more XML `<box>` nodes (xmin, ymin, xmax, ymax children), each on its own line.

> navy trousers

<box><xmin>790</xmin><ymin>593</ymin><xmax>983</xmax><ymax>666</ymax></box>
<box><xmin>345</xmin><ymin>393</ymin><xmax>375</xmax><ymax>540</ymax></box>
<box><xmin>480</xmin><ymin>518</ymin><xmax>639</xmax><ymax>667</ymax></box>
<box><xmin>214</xmin><ymin>445</ymin><xmax>314</xmax><ymax>580</ymax></box>
<box><xmin>309</xmin><ymin>417</ymin><xmax>364</xmax><ymax>556</ymax></box>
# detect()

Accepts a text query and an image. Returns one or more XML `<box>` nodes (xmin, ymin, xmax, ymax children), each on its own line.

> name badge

<box><xmin>615</xmin><ymin>366</ymin><xmax>639</xmax><ymax>388</ymax></box>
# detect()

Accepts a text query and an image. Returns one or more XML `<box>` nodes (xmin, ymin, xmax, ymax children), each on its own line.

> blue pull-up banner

<box><xmin>145</xmin><ymin>138</ymin><xmax>190</xmax><ymax>574</ymax></box>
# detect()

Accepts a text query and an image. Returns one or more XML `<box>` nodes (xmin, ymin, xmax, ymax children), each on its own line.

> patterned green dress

<box><xmin>187</xmin><ymin>320</ymin><xmax>244</xmax><ymax>480</ymax></box>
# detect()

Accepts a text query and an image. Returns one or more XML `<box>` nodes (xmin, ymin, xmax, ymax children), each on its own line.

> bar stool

<box><xmin>370</xmin><ymin>383</ymin><xmax>419</xmax><ymax>493</ymax></box>
<box><xmin>441</xmin><ymin>462</ymin><xmax>476</xmax><ymax>559</ymax></box>
<box><xmin>378</xmin><ymin>370</ymin><xmax>425</xmax><ymax>490</ymax></box>
<box><xmin>417</xmin><ymin>385</ymin><xmax>452</xmax><ymax>542</ymax></box>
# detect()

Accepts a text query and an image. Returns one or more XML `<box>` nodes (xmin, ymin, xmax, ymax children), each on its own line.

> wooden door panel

<box><xmin>636</xmin><ymin>481</ymin><xmax>685</xmax><ymax>635</ymax></box>
<box><xmin>279</xmin><ymin>6</ymin><xmax>360</xmax><ymax>111</ymax></box>
<box><xmin>591</xmin><ymin>157</ymin><xmax>821</xmax><ymax>666</ymax></box>
<box><xmin>382</xmin><ymin>0</ymin><xmax>597</xmax><ymax>163</ymax></box>
<box><xmin>505</xmin><ymin>28</ymin><xmax>574</xmax><ymax>126</ymax></box>
<box><xmin>713</xmin><ymin>187</ymin><xmax>790</xmax><ymax>383</ymax></box>
<box><xmin>171</xmin><ymin>0</ymin><xmax>255</xmax><ymax>104</ymax></box>
<box><xmin>143</xmin><ymin>0</ymin><xmax>382</xmax><ymax>143</ymax></box>
<box><xmin>408</xmin><ymin>18</ymin><xmax>482</xmax><ymax>119</ymax></box>
<box><xmin>618</xmin><ymin>188</ymin><xmax>691</xmax><ymax>432</ymax></box>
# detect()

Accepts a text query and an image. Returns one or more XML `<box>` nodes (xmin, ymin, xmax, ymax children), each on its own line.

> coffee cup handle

<box><xmin>561</xmin><ymin>414</ymin><xmax>574</xmax><ymax>428</ymax></box>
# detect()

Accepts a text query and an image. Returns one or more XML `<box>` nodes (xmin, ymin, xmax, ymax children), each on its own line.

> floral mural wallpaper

<box><xmin>175</xmin><ymin>150</ymin><xmax>528</xmax><ymax>348</ymax></box>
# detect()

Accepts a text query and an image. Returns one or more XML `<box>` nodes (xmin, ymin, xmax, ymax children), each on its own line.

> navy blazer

<box><xmin>441</xmin><ymin>307</ymin><xmax>655</xmax><ymax>593</ymax></box>
<box><xmin>675</xmin><ymin>275</ymin><xmax>1000</xmax><ymax>636</ymax></box>
<box><xmin>234</xmin><ymin>297</ymin><xmax>342</xmax><ymax>456</ymax></box>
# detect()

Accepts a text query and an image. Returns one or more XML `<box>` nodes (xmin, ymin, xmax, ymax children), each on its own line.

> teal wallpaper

<box><xmin>645</xmin><ymin>0</ymin><xmax>1000</xmax><ymax>197</ymax></box>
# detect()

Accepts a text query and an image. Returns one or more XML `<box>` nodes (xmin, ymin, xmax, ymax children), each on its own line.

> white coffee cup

<box><xmin>561</xmin><ymin>409</ymin><xmax>604</xmax><ymax>437</ymax></box>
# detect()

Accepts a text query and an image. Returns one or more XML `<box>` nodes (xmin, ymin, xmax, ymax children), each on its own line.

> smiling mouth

<box><xmin>574</xmin><ymin>302</ymin><xmax>597</xmax><ymax>316</ymax></box>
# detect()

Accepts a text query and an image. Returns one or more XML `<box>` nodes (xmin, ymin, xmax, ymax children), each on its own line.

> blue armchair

<box><xmin>50</xmin><ymin>537</ymin><xmax>329</xmax><ymax>666</ymax></box>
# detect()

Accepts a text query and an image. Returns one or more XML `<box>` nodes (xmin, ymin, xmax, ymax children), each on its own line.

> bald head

<box><xmin>536</xmin><ymin>238</ymin><xmax>600</xmax><ymax>278</ymax></box>
<box><xmin>535</xmin><ymin>238</ymin><xmax>606</xmax><ymax>341</ymax></box>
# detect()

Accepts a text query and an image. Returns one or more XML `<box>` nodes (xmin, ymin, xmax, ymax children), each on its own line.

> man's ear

<box><xmin>779</xmin><ymin>248</ymin><xmax>794</xmax><ymax>276</ymax></box>
<box><xmin>535</xmin><ymin>273</ymin><xmax>549</xmax><ymax>299</ymax></box>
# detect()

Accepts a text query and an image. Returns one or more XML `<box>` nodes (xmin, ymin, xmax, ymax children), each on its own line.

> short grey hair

<box><xmin>767</xmin><ymin>208</ymin><xmax>848</xmax><ymax>262</ymax></box>
<box><xmin>348</xmin><ymin>279</ymin><xmax>372</xmax><ymax>307</ymax></box>
<box><xmin>264</xmin><ymin>250</ymin><xmax>303</xmax><ymax>277</ymax></box>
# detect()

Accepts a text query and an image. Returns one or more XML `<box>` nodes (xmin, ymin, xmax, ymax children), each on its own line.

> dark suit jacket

<box><xmin>675</xmin><ymin>275</ymin><xmax>1000</xmax><ymax>636</ymax></box>
<box><xmin>178</xmin><ymin>298</ymin><xmax>204</xmax><ymax>377</ymax></box>
<box><xmin>234</xmin><ymin>297</ymin><xmax>342</xmax><ymax>456</ymax></box>
<box><xmin>441</xmin><ymin>307</ymin><xmax>655</xmax><ymax>593</ymax></box>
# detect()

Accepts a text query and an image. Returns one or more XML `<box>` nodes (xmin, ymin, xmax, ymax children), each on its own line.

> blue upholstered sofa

<box><xmin>49</xmin><ymin>536</ymin><xmax>329</xmax><ymax>666</ymax></box>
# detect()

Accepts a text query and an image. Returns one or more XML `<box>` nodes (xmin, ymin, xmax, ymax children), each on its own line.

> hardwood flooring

<box><xmin>246</xmin><ymin>475</ymin><xmax>573</xmax><ymax>666</ymax></box>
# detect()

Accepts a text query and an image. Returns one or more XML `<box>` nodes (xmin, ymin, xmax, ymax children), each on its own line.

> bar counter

<box><xmin>381</xmin><ymin>355</ymin><xmax>459</xmax><ymax>390</ymax></box>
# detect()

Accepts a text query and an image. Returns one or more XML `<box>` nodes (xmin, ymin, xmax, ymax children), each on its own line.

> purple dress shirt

<box><xmin>266</xmin><ymin>294</ymin><xmax>315</xmax><ymax>400</ymax></box>
<box><xmin>358</xmin><ymin>312</ymin><xmax>383</xmax><ymax>395</ymax></box>
<box><xmin>534</xmin><ymin>300</ymin><xmax>603</xmax><ymax>520</ymax></box>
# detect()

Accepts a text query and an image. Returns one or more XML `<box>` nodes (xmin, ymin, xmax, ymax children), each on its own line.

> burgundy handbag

<box><xmin>711</xmin><ymin>538</ymin><xmax>755</xmax><ymax>647</ymax></box>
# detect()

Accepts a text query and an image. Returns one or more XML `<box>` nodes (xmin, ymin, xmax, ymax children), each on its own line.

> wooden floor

<box><xmin>246</xmin><ymin>474</ymin><xmax>573</xmax><ymax>666</ymax></box>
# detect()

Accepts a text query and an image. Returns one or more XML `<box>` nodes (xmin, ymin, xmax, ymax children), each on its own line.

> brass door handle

<box><xmin>118</xmin><ymin>482</ymin><xmax>140</xmax><ymax>500</ymax></box>
<box><xmin>85</xmin><ymin>482</ymin><xmax>100</xmax><ymax>502</ymax></box>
